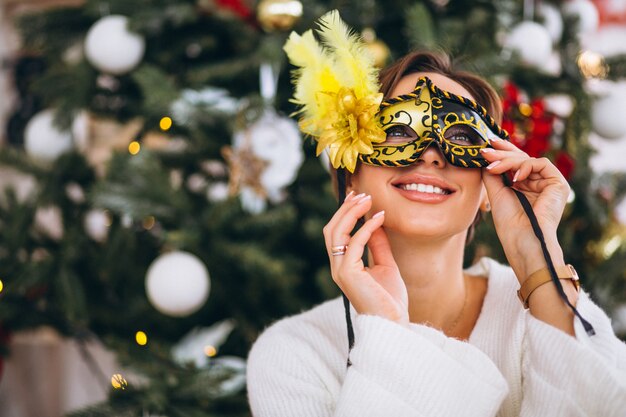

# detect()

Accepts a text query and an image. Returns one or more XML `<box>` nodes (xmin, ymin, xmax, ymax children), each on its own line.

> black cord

<box><xmin>501</xmin><ymin>174</ymin><xmax>595</xmax><ymax>336</ymax></box>
<box><xmin>337</xmin><ymin>168</ymin><xmax>356</xmax><ymax>366</ymax></box>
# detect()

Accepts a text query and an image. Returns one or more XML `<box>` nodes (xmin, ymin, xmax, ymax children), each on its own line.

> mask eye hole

<box><xmin>443</xmin><ymin>124</ymin><xmax>484</xmax><ymax>146</ymax></box>
<box><xmin>384</xmin><ymin>125</ymin><xmax>418</xmax><ymax>144</ymax></box>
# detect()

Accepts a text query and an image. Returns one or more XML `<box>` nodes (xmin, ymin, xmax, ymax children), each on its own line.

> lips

<box><xmin>390</xmin><ymin>173</ymin><xmax>456</xmax><ymax>204</ymax></box>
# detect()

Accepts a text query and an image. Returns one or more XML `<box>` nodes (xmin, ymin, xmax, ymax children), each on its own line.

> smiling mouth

<box><xmin>394</xmin><ymin>183</ymin><xmax>453</xmax><ymax>195</ymax></box>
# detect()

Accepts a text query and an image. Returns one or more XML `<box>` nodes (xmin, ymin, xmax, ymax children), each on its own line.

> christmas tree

<box><xmin>1</xmin><ymin>0</ymin><xmax>625</xmax><ymax>415</ymax></box>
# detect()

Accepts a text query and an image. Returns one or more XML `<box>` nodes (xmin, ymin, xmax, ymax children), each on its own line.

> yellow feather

<box><xmin>283</xmin><ymin>10</ymin><xmax>385</xmax><ymax>170</ymax></box>
<box><xmin>315</xmin><ymin>10</ymin><xmax>379</xmax><ymax>99</ymax></box>
<box><xmin>283</xmin><ymin>29</ymin><xmax>340</xmax><ymax>135</ymax></box>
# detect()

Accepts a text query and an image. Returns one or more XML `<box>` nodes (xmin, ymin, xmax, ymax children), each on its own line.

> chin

<box><xmin>385</xmin><ymin>217</ymin><xmax>470</xmax><ymax>241</ymax></box>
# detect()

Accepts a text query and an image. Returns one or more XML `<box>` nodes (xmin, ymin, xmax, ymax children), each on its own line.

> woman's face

<box><xmin>349</xmin><ymin>72</ymin><xmax>487</xmax><ymax>240</ymax></box>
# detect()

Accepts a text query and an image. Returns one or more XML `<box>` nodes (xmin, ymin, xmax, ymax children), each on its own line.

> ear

<box><xmin>344</xmin><ymin>170</ymin><xmax>358</xmax><ymax>195</ymax></box>
<box><xmin>479</xmin><ymin>184</ymin><xmax>491</xmax><ymax>212</ymax></box>
<box><xmin>480</xmin><ymin>196</ymin><xmax>491</xmax><ymax>212</ymax></box>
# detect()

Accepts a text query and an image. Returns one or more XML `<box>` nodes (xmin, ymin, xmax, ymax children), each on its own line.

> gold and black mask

<box><xmin>359</xmin><ymin>77</ymin><xmax>510</xmax><ymax>168</ymax></box>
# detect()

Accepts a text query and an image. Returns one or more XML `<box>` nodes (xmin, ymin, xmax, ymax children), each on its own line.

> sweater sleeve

<box><xmin>247</xmin><ymin>314</ymin><xmax>509</xmax><ymax>417</ymax></box>
<box><xmin>521</xmin><ymin>290</ymin><xmax>626</xmax><ymax>417</ymax></box>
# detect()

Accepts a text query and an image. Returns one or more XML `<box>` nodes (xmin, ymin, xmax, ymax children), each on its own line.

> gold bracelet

<box><xmin>517</xmin><ymin>264</ymin><xmax>580</xmax><ymax>309</ymax></box>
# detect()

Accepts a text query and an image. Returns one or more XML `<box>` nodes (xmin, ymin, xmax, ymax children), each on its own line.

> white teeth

<box><xmin>399</xmin><ymin>183</ymin><xmax>449</xmax><ymax>194</ymax></box>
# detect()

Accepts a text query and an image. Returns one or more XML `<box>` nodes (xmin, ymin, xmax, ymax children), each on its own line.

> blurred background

<box><xmin>0</xmin><ymin>0</ymin><xmax>625</xmax><ymax>416</ymax></box>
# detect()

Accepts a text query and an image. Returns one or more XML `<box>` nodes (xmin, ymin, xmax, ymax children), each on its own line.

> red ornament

<box><xmin>216</xmin><ymin>0</ymin><xmax>253</xmax><ymax>20</ymax></box>
<box><xmin>501</xmin><ymin>81</ymin><xmax>555</xmax><ymax>158</ymax></box>
<box><xmin>554</xmin><ymin>151</ymin><xmax>576</xmax><ymax>180</ymax></box>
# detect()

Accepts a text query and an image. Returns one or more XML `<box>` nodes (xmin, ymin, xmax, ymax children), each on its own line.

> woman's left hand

<box><xmin>480</xmin><ymin>138</ymin><xmax>569</xmax><ymax>282</ymax></box>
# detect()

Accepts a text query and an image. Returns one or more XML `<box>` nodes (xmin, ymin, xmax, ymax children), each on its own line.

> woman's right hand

<box><xmin>323</xmin><ymin>192</ymin><xmax>409</xmax><ymax>326</ymax></box>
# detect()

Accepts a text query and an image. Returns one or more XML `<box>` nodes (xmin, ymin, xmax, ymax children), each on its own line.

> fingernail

<box><xmin>357</xmin><ymin>194</ymin><xmax>372</xmax><ymax>204</ymax></box>
<box><xmin>373</xmin><ymin>210</ymin><xmax>385</xmax><ymax>219</ymax></box>
<box><xmin>344</xmin><ymin>190</ymin><xmax>355</xmax><ymax>201</ymax></box>
<box><xmin>480</xmin><ymin>148</ymin><xmax>495</xmax><ymax>153</ymax></box>
<box><xmin>354</xmin><ymin>192</ymin><xmax>366</xmax><ymax>200</ymax></box>
<box><xmin>513</xmin><ymin>170</ymin><xmax>520</xmax><ymax>182</ymax></box>
<box><xmin>486</xmin><ymin>160</ymin><xmax>501</xmax><ymax>170</ymax></box>
<box><xmin>490</xmin><ymin>136</ymin><xmax>501</xmax><ymax>142</ymax></box>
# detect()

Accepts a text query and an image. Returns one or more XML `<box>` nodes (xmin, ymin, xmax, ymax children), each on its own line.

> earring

<box><xmin>482</xmin><ymin>201</ymin><xmax>491</xmax><ymax>212</ymax></box>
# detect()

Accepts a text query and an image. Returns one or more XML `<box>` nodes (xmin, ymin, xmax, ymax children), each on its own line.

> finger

<box><xmin>480</xmin><ymin>148</ymin><xmax>527</xmax><ymax>162</ymax></box>
<box><xmin>483</xmin><ymin>154</ymin><xmax>532</xmax><ymax>175</ymax></box>
<box><xmin>323</xmin><ymin>194</ymin><xmax>371</xmax><ymax>253</ymax></box>
<box><xmin>367</xmin><ymin>221</ymin><xmax>396</xmax><ymax>267</ymax></box>
<box><xmin>340</xmin><ymin>210</ymin><xmax>386</xmax><ymax>268</ymax></box>
<box><xmin>481</xmin><ymin>168</ymin><xmax>507</xmax><ymax>202</ymax></box>
<box><xmin>489</xmin><ymin>137</ymin><xmax>526</xmax><ymax>154</ymax></box>
<box><xmin>324</xmin><ymin>191</ymin><xmax>365</xmax><ymax>233</ymax></box>
<box><xmin>512</xmin><ymin>157</ymin><xmax>565</xmax><ymax>184</ymax></box>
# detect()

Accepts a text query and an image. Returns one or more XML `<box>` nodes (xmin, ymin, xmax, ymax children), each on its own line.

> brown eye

<box><xmin>444</xmin><ymin>125</ymin><xmax>483</xmax><ymax>146</ymax></box>
<box><xmin>385</xmin><ymin>125</ymin><xmax>417</xmax><ymax>144</ymax></box>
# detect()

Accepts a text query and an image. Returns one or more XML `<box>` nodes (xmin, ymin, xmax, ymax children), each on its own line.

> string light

<box><xmin>159</xmin><ymin>116</ymin><xmax>173</xmax><ymax>131</ymax></box>
<box><xmin>128</xmin><ymin>141</ymin><xmax>141</xmax><ymax>155</ymax></box>
<box><xmin>135</xmin><ymin>330</ymin><xmax>148</xmax><ymax>346</ymax></box>
<box><xmin>0</xmin><ymin>279</ymin><xmax>4</xmax><ymax>293</ymax></box>
<box><xmin>518</xmin><ymin>103</ymin><xmax>533</xmax><ymax>117</ymax></box>
<box><xmin>142</xmin><ymin>216</ymin><xmax>155</xmax><ymax>230</ymax></box>
<box><xmin>602</xmin><ymin>236</ymin><xmax>623</xmax><ymax>259</ymax></box>
<box><xmin>204</xmin><ymin>345</ymin><xmax>217</xmax><ymax>357</ymax></box>
<box><xmin>111</xmin><ymin>373</ymin><xmax>128</xmax><ymax>390</ymax></box>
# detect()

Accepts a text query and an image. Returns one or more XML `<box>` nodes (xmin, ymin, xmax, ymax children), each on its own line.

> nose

<box><xmin>416</xmin><ymin>142</ymin><xmax>447</xmax><ymax>168</ymax></box>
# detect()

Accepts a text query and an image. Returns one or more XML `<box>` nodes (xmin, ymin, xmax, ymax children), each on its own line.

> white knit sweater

<box><xmin>247</xmin><ymin>258</ymin><xmax>626</xmax><ymax>417</ymax></box>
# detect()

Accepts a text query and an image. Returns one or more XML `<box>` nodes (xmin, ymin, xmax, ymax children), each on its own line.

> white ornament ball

<box><xmin>506</xmin><ymin>21</ymin><xmax>553</xmax><ymax>67</ymax></box>
<box><xmin>233</xmin><ymin>111</ymin><xmax>303</xmax><ymax>192</ymax></box>
<box><xmin>145</xmin><ymin>251</ymin><xmax>210</xmax><ymax>317</ymax></box>
<box><xmin>540</xmin><ymin>51</ymin><xmax>563</xmax><ymax>76</ymax></box>
<box><xmin>563</xmin><ymin>0</ymin><xmax>599</xmax><ymax>34</ymax></box>
<box><xmin>539</xmin><ymin>3</ymin><xmax>564</xmax><ymax>43</ymax></box>
<box><xmin>25</xmin><ymin>109</ymin><xmax>74</xmax><ymax>162</ymax></box>
<box><xmin>84</xmin><ymin>15</ymin><xmax>145</xmax><ymax>75</ymax></box>
<box><xmin>84</xmin><ymin>209</ymin><xmax>110</xmax><ymax>242</ymax></box>
<box><xmin>591</xmin><ymin>89</ymin><xmax>626</xmax><ymax>139</ymax></box>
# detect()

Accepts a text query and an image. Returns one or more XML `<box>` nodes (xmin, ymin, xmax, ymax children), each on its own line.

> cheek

<box><xmin>349</xmin><ymin>165</ymin><xmax>386</xmax><ymax>194</ymax></box>
<box><xmin>453</xmin><ymin>168</ymin><xmax>485</xmax><ymax>214</ymax></box>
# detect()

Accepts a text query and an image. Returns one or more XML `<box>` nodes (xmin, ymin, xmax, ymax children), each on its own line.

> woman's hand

<box><xmin>323</xmin><ymin>192</ymin><xmax>409</xmax><ymax>325</ymax></box>
<box><xmin>480</xmin><ymin>138</ymin><xmax>569</xmax><ymax>282</ymax></box>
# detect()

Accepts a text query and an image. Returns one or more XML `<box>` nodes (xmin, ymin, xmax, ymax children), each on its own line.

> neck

<box><xmin>384</xmin><ymin>229</ymin><xmax>468</xmax><ymax>332</ymax></box>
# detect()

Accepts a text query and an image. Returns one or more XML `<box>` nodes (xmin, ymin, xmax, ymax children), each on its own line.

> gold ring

<box><xmin>331</xmin><ymin>245</ymin><xmax>348</xmax><ymax>256</ymax></box>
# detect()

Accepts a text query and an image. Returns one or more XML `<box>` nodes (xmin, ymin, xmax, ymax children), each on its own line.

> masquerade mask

<box><xmin>360</xmin><ymin>77</ymin><xmax>510</xmax><ymax>168</ymax></box>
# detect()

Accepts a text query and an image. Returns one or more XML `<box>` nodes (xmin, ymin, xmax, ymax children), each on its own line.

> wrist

<box><xmin>509</xmin><ymin>234</ymin><xmax>564</xmax><ymax>284</ymax></box>
<box><xmin>518</xmin><ymin>264</ymin><xmax>580</xmax><ymax>308</ymax></box>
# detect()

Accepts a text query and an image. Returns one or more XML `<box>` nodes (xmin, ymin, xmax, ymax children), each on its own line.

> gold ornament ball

<box><xmin>257</xmin><ymin>0</ymin><xmax>303</xmax><ymax>32</ymax></box>
<box><xmin>362</xmin><ymin>28</ymin><xmax>390</xmax><ymax>68</ymax></box>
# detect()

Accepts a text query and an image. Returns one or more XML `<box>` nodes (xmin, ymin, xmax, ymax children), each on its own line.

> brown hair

<box><xmin>379</xmin><ymin>51</ymin><xmax>503</xmax><ymax>123</ymax></box>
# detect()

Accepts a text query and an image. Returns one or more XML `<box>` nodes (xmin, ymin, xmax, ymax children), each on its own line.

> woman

<box><xmin>247</xmin><ymin>13</ymin><xmax>626</xmax><ymax>417</ymax></box>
